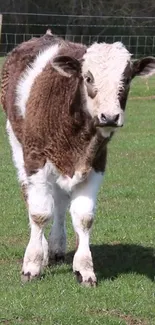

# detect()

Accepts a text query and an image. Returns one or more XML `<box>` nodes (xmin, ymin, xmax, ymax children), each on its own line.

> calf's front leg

<box><xmin>21</xmin><ymin>163</ymin><xmax>54</xmax><ymax>282</ymax></box>
<box><xmin>70</xmin><ymin>170</ymin><xmax>103</xmax><ymax>287</ymax></box>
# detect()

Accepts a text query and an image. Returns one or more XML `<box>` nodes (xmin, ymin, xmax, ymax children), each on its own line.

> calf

<box><xmin>1</xmin><ymin>33</ymin><xmax>155</xmax><ymax>286</ymax></box>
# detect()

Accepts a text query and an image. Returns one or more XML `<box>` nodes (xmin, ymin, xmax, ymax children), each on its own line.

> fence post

<box><xmin>0</xmin><ymin>14</ymin><xmax>2</xmax><ymax>42</ymax></box>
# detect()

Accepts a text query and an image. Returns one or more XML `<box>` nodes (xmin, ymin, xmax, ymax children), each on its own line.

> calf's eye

<box><xmin>85</xmin><ymin>71</ymin><xmax>94</xmax><ymax>84</ymax></box>
<box><xmin>86</xmin><ymin>76</ymin><xmax>91</xmax><ymax>83</ymax></box>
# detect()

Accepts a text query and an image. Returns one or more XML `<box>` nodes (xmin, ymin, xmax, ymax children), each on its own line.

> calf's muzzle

<box><xmin>99</xmin><ymin>113</ymin><xmax>120</xmax><ymax>127</ymax></box>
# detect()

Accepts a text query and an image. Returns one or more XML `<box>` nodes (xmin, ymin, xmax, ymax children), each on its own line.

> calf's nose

<box><xmin>100</xmin><ymin>113</ymin><xmax>120</xmax><ymax>126</ymax></box>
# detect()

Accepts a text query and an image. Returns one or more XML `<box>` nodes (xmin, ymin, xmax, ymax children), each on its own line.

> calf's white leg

<box><xmin>70</xmin><ymin>170</ymin><xmax>103</xmax><ymax>286</ymax></box>
<box><xmin>42</xmin><ymin>234</ymin><xmax>49</xmax><ymax>267</ymax></box>
<box><xmin>48</xmin><ymin>184</ymin><xmax>69</xmax><ymax>263</ymax></box>
<box><xmin>22</xmin><ymin>163</ymin><xmax>54</xmax><ymax>281</ymax></box>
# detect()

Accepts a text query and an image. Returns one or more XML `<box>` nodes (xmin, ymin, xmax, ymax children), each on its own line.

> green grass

<box><xmin>0</xmin><ymin>59</ymin><xmax>155</xmax><ymax>324</ymax></box>
<box><xmin>130</xmin><ymin>75</ymin><xmax>155</xmax><ymax>97</ymax></box>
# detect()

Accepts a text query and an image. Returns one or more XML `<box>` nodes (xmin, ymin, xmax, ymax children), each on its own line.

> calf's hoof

<box><xmin>21</xmin><ymin>261</ymin><xmax>42</xmax><ymax>283</ymax></box>
<box><xmin>21</xmin><ymin>271</ymin><xmax>41</xmax><ymax>283</ymax></box>
<box><xmin>74</xmin><ymin>270</ymin><xmax>97</xmax><ymax>287</ymax></box>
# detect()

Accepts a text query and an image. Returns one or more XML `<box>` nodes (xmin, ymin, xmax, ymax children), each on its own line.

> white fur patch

<box><xmin>6</xmin><ymin>120</ymin><xmax>28</xmax><ymax>185</ymax></box>
<box><xmin>42</xmin><ymin>234</ymin><xmax>49</xmax><ymax>266</ymax></box>
<box><xmin>16</xmin><ymin>44</ymin><xmax>59</xmax><ymax>117</ymax></box>
<box><xmin>70</xmin><ymin>170</ymin><xmax>103</xmax><ymax>220</ymax></box>
<box><xmin>27</xmin><ymin>159</ymin><xmax>84</xmax><ymax>218</ymax></box>
<box><xmin>82</xmin><ymin>42</ymin><xmax>131</xmax><ymax>133</ymax></box>
<box><xmin>27</xmin><ymin>162</ymin><xmax>54</xmax><ymax>218</ymax></box>
<box><xmin>56</xmin><ymin>170</ymin><xmax>86</xmax><ymax>192</ymax></box>
<box><xmin>41</xmin><ymin>159</ymin><xmax>87</xmax><ymax>193</ymax></box>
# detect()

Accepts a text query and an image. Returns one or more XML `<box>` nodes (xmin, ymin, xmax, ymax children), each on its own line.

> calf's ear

<box><xmin>52</xmin><ymin>55</ymin><xmax>81</xmax><ymax>77</ymax></box>
<box><xmin>132</xmin><ymin>57</ymin><xmax>155</xmax><ymax>78</ymax></box>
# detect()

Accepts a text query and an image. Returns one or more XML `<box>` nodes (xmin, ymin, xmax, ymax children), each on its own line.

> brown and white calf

<box><xmin>1</xmin><ymin>33</ymin><xmax>155</xmax><ymax>286</ymax></box>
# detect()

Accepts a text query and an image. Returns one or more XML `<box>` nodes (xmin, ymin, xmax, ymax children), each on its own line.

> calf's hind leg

<box><xmin>48</xmin><ymin>184</ymin><xmax>69</xmax><ymax>264</ymax></box>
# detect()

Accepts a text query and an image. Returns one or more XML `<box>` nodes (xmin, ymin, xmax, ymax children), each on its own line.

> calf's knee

<box><xmin>70</xmin><ymin>196</ymin><xmax>95</xmax><ymax>230</ymax></box>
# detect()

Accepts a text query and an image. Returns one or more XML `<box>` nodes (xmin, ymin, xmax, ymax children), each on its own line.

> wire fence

<box><xmin>1</xmin><ymin>12</ymin><xmax>155</xmax><ymax>57</ymax></box>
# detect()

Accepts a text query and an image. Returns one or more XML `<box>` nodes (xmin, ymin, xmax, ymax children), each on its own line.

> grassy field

<box><xmin>0</xmin><ymin>56</ymin><xmax>155</xmax><ymax>325</ymax></box>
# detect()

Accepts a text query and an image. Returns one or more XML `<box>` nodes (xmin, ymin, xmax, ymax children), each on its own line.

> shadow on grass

<box><xmin>65</xmin><ymin>243</ymin><xmax>155</xmax><ymax>282</ymax></box>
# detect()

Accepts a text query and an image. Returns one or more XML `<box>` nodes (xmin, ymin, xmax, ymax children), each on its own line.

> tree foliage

<box><xmin>1</xmin><ymin>0</ymin><xmax>155</xmax><ymax>16</ymax></box>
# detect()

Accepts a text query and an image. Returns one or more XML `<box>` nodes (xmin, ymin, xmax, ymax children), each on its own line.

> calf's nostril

<box><xmin>114</xmin><ymin>114</ymin><xmax>120</xmax><ymax>122</ymax></box>
<box><xmin>101</xmin><ymin>113</ymin><xmax>107</xmax><ymax>121</ymax></box>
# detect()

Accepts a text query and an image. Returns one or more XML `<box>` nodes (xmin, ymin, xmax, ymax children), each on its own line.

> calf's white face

<box><xmin>82</xmin><ymin>42</ymin><xmax>131</xmax><ymax>137</ymax></box>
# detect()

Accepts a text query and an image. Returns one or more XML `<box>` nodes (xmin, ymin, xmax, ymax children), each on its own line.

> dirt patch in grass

<box><xmin>88</xmin><ymin>309</ymin><xmax>148</xmax><ymax>325</ymax></box>
<box><xmin>129</xmin><ymin>95</ymin><xmax>155</xmax><ymax>100</ymax></box>
<box><xmin>0</xmin><ymin>316</ymin><xmax>43</xmax><ymax>324</ymax></box>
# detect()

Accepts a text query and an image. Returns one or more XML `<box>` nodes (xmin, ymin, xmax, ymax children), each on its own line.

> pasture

<box><xmin>0</xmin><ymin>56</ymin><xmax>155</xmax><ymax>325</ymax></box>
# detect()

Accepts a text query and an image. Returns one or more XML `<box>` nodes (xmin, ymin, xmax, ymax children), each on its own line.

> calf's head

<box><xmin>53</xmin><ymin>42</ymin><xmax>155</xmax><ymax>137</ymax></box>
